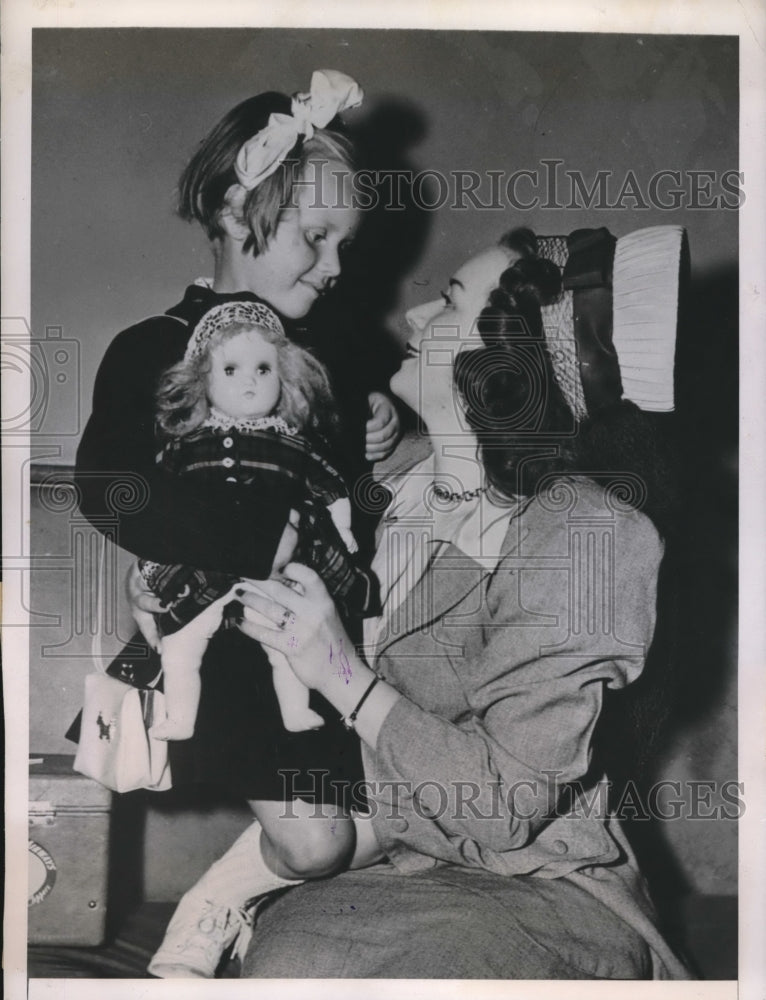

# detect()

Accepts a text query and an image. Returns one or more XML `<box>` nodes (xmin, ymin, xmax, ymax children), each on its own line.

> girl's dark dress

<box><xmin>75</xmin><ymin>283</ymin><xmax>389</xmax><ymax>804</ymax></box>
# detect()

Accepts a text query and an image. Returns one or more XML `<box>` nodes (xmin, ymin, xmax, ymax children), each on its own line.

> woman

<box><xmin>235</xmin><ymin>228</ymin><xmax>691</xmax><ymax>979</ymax></box>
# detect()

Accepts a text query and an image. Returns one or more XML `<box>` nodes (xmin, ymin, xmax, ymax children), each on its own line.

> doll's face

<box><xmin>206</xmin><ymin>328</ymin><xmax>281</xmax><ymax>420</ymax></box>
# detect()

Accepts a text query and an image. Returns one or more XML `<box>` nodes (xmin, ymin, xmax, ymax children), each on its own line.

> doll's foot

<box><xmin>150</xmin><ymin>718</ymin><xmax>195</xmax><ymax>741</ymax></box>
<box><xmin>338</xmin><ymin>527</ymin><xmax>359</xmax><ymax>554</ymax></box>
<box><xmin>280</xmin><ymin>708</ymin><xmax>325</xmax><ymax>732</ymax></box>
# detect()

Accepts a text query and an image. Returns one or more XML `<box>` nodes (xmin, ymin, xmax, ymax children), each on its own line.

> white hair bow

<box><xmin>235</xmin><ymin>70</ymin><xmax>363</xmax><ymax>191</ymax></box>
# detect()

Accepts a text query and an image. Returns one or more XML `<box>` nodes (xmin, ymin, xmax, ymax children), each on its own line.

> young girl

<box><xmin>77</xmin><ymin>68</ymin><xmax>400</xmax><ymax>590</ymax></box>
<box><xmin>76</xmin><ymin>69</ymin><xmax>401</xmax><ymax>978</ymax></box>
<box><xmin>73</xmin><ymin>69</ymin><xmax>402</xmax><ymax>978</ymax></box>
<box><xmin>141</xmin><ymin>299</ymin><xmax>370</xmax><ymax>741</ymax></box>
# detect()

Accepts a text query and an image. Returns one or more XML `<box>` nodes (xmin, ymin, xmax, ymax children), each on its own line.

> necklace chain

<box><xmin>431</xmin><ymin>482</ymin><xmax>488</xmax><ymax>503</ymax></box>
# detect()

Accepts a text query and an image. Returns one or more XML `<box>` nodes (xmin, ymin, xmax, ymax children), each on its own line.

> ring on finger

<box><xmin>277</xmin><ymin>607</ymin><xmax>294</xmax><ymax>631</ymax></box>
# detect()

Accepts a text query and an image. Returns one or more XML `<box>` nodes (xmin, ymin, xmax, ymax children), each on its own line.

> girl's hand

<box><xmin>236</xmin><ymin>564</ymin><xmax>351</xmax><ymax>692</ymax></box>
<box><xmin>365</xmin><ymin>391</ymin><xmax>401</xmax><ymax>463</ymax></box>
<box><xmin>125</xmin><ymin>561</ymin><xmax>164</xmax><ymax>652</ymax></box>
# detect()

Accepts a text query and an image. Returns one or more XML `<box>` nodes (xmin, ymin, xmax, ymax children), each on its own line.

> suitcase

<box><xmin>28</xmin><ymin>753</ymin><xmax>112</xmax><ymax>945</ymax></box>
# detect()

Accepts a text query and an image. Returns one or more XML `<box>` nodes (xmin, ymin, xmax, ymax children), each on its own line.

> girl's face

<box><xmin>390</xmin><ymin>246</ymin><xmax>515</xmax><ymax>432</ymax></box>
<box><xmin>243</xmin><ymin>160</ymin><xmax>359</xmax><ymax>320</ymax></box>
<box><xmin>206</xmin><ymin>328</ymin><xmax>281</xmax><ymax>420</ymax></box>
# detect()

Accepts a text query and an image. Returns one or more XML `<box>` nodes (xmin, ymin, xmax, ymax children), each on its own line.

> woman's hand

<box><xmin>365</xmin><ymin>391</ymin><xmax>401</xmax><ymax>463</ymax></box>
<box><xmin>237</xmin><ymin>563</ymin><xmax>402</xmax><ymax>746</ymax></box>
<box><xmin>125</xmin><ymin>561</ymin><xmax>164</xmax><ymax>652</ymax></box>
<box><xmin>236</xmin><ymin>563</ymin><xmax>352</xmax><ymax>692</ymax></box>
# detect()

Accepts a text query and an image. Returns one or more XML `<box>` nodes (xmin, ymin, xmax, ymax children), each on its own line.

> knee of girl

<box><xmin>277</xmin><ymin>817</ymin><xmax>355</xmax><ymax>878</ymax></box>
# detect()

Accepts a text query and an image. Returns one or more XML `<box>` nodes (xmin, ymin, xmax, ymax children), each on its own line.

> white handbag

<box><xmin>73</xmin><ymin>672</ymin><xmax>171</xmax><ymax>793</ymax></box>
<box><xmin>73</xmin><ymin>536</ymin><xmax>171</xmax><ymax>792</ymax></box>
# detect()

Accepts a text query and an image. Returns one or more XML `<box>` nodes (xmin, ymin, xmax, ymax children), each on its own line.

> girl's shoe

<box><xmin>147</xmin><ymin>819</ymin><xmax>300</xmax><ymax>978</ymax></box>
<box><xmin>148</xmin><ymin>893</ymin><xmax>253</xmax><ymax>978</ymax></box>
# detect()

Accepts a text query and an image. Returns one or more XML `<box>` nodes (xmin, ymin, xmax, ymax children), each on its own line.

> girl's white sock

<box><xmin>147</xmin><ymin>818</ymin><xmax>303</xmax><ymax>978</ymax></box>
<box><xmin>196</xmin><ymin>818</ymin><xmax>301</xmax><ymax>906</ymax></box>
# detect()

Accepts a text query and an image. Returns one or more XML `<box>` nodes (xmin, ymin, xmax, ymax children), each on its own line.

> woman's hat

<box><xmin>537</xmin><ymin>225</ymin><xmax>688</xmax><ymax>419</ymax></box>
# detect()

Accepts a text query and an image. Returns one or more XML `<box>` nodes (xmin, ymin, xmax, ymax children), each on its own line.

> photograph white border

<box><xmin>3</xmin><ymin>2</ymin><xmax>764</xmax><ymax>999</ymax></box>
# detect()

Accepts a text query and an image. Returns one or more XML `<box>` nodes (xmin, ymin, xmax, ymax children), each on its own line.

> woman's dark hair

<box><xmin>462</xmin><ymin>228</ymin><xmax>682</xmax><ymax>811</ymax></box>
<box><xmin>454</xmin><ymin>227</ymin><xmax>678</xmax><ymax>538</ymax></box>
<box><xmin>178</xmin><ymin>92</ymin><xmax>356</xmax><ymax>253</ymax></box>
<box><xmin>453</xmin><ymin>228</ymin><xmax>574</xmax><ymax>500</ymax></box>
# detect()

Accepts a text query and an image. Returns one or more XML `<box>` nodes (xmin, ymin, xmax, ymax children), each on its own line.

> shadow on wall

<box><xmin>294</xmin><ymin>96</ymin><xmax>433</xmax><ymax>479</ymax></box>
<box><xmin>593</xmin><ymin>264</ymin><xmax>738</xmax><ymax>973</ymax></box>
<box><xmin>308</xmin><ymin>96</ymin><xmax>433</xmax><ymax>385</ymax></box>
<box><xmin>344</xmin><ymin>96</ymin><xmax>434</xmax><ymax>324</ymax></box>
<box><xmin>674</xmin><ymin>265</ymin><xmax>738</xmax><ymax>727</ymax></box>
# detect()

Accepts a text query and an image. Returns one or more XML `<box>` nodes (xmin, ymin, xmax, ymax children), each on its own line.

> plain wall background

<box><xmin>29</xmin><ymin>28</ymin><xmax>738</xmax><ymax>903</ymax></box>
<box><xmin>31</xmin><ymin>29</ymin><xmax>738</xmax><ymax>458</ymax></box>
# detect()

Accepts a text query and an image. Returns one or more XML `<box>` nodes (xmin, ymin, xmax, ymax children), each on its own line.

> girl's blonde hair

<box><xmin>177</xmin><ymin>91</ymin><xmax>356</xmax><ymax>254</ymax></box>
<box><xmin>155</xmin><ymin>315</ymin><xmax>338</xmax><ymax>441</ymax></box>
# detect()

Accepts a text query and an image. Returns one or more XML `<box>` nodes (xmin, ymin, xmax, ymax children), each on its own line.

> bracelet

<box><xmin>342</xmin><ymin>676</ymin><xmax>380</xmax><ymax>731</ymax></box>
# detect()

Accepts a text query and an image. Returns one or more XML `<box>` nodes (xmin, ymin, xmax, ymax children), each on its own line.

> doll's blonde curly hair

<box><xmin>155</xmin><ymin>301</ymin><xmax>338</xmax><ymax>440</ymax></box>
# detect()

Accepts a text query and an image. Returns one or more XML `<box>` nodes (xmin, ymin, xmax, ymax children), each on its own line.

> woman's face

<box><xmin>206</xmin><ymin>328</ymin><xmax>281</xmax><ymax>420</ymax></box>
<box><xmin>244</xmin><ymin>160</ymin><xmax>359</xmax><ymax>320</ymax></box>
<box><xmin>390</xmin><ymin>246</ymin><xmax>514</xmax><ymax>431</ymax></box>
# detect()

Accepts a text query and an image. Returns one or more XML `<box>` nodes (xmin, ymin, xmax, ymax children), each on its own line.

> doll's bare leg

<box><xmin>150</xmin><ymin>589</ymin><xmax>237</xmax><ymax>741</ymax></box>
<box><xmin>149</xmin><ymin>652</ymin><xmax>200</xmax><ymax>740</ymax></box>
<box><xmin>149</xmin><ymin>634</ymin><xmax>202</xmax><ymax>741</ymax></box>
<box><xmin>270</xmin><ymin>649</ymin><xmax>325</xmax><ymax>731</ymax></box>
<box><xmin>327</xmin><ymin>496</ymin><xmax>358</xmax><ymax>553</ymax></box>
<box><xmin>230</xmin><ymin>583</ymin><xmax>322</xmax><ymax>731</ymax></box>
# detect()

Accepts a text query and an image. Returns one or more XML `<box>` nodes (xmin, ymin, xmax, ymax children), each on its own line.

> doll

<box><xmin>140</xmin><ymin>300</ymin><xmax>370</xmax><ymax>740</ymax></box>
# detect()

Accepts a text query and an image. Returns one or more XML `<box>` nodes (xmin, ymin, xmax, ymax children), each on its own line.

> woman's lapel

<box><xmin>370</xmin><ymin>506</ymin><xmax>531</xmax><ymax>664</ymax></box>
<box><xmin>373</xmin><ymin>541</ymin><xmax>488</xmax><ymax>661</ymax></box>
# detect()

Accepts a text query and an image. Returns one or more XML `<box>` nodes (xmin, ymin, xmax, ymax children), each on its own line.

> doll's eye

<box><xmin>257</xmin><ymin>364</ymin><xmax>271</xmax><ymax>375</ymax></box>
<box><xmin>306</xmin><ymin>229</ymin><xmax>327</xmax><ymax>245</ymax></box>
<box><xmin>224</xmin><ymin>365</ymin><xmax>235</xmax><ymax>376</ymax></box>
